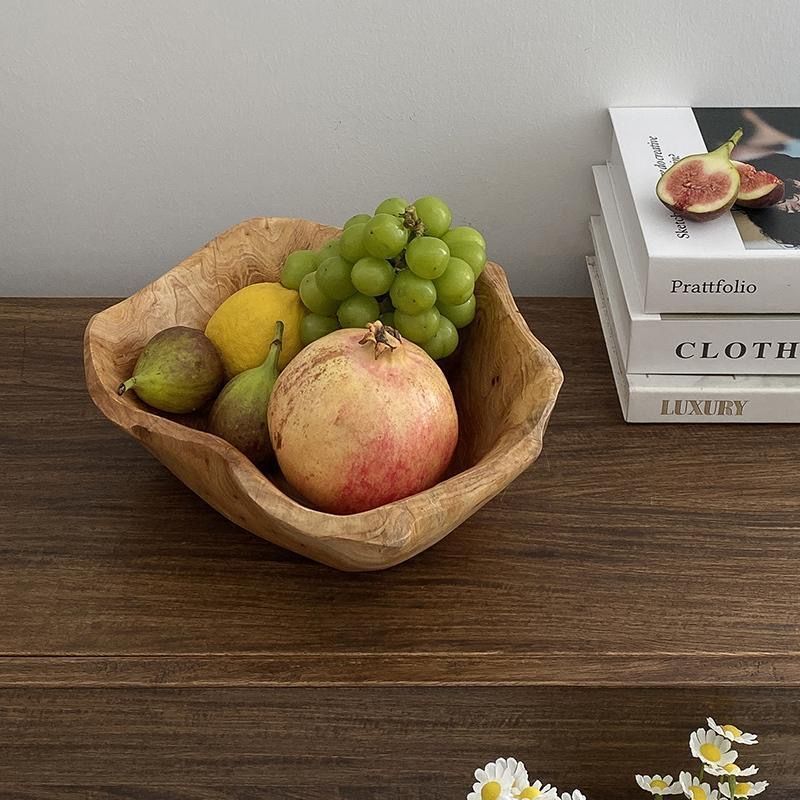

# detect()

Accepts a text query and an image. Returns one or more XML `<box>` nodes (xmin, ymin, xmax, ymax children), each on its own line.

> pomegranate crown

<box><xmin>359</xmin><ymin>320</ymin><xmax>403</xmax><ymax>359</ymax></box>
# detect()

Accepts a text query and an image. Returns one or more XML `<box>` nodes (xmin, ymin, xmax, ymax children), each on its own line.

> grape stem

<box><xmin>391</xmin><ymin>253</ymin><xmax>407</xmax><ymax>271</ymax></box>
<box><xmin>401</xmin><ymin>205</ymin><xmax>425</xmax><ymax>237</ymax></box>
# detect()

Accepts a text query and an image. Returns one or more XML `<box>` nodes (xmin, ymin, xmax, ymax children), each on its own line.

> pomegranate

<box><xmin>267</xmin><ymin>321</ymin><xmax>458</xmax><ymax>514</ymax></box>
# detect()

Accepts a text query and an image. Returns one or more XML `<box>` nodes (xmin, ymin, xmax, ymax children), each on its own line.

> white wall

<box><xmin>2</xmin><ymin>0</ymin><xmax>799</xmax><ymax>297</ymax></box>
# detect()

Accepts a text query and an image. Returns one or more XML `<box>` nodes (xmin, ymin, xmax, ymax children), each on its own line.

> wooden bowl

<box><xmin>84</xmin><ymin>218</ymin><xmax>563</xmax><ymax>571</ymax></box>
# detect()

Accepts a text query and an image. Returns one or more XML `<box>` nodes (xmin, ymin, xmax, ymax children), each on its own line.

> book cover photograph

<box><xmin>694</xmin><ymin>107</ymin><xmax>800</xmax><ymax>251</ymax></box>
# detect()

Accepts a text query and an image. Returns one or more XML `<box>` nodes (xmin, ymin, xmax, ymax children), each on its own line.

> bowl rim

<box><xmin>83</xmin><ymin>217</ymin><xmax>563</xmax><ymax>568</ymax></box>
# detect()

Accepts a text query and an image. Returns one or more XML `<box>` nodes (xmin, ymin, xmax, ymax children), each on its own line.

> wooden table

<box><xmin>2</xmin><ymin>297</ymin><xmax>798</xmax><ymax>799</ymax></box>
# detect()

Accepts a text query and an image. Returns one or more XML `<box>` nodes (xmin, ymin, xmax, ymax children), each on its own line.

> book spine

<box><xmin>625</xmin><ymin>389</ymin><xmax>800</xmax><ymax>423</ymax></box>
<box><xmin>627</xmin><ymin>319</ymin><xmax>800</xmax><ymax>375</ymax></box>
<box><xmin>643</xmin><ymin>257</ymin><xmax>798</xmax><ymax>314</ymax></box>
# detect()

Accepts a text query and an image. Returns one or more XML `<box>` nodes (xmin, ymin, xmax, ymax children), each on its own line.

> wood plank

<box><xmin>0</xmin><ymin>687</ymin><xmax>796</xmax><ymax>797</ymax></box>
<box><xmin>1</xmin><ymin>298</ymin><xmax>799</xmax><ymax>684</ymax></box>
<box><xmin>2</xmin><ymin>654</ymin><xmax>800</xmax><ymax>687</ymax></box>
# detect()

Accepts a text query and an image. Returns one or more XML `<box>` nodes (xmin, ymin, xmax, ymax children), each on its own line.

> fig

<box><xmin>208</xmin><ymin>321</ymin><xmax>283</xmax><ymax>464</ymax></box>
<box><xmin>656</xmin><ymin>129</ymin><xmax>743</xmax><ymax>222</ymax></box>
<box><xmin>732</xmin><ymin>160</ymin><xmax>785</xmax><ymax>208</ymax></box>
<box><xmin>118</xmin><ymin>326</ymin><xmax>224</xmax><ymax>413</ymax></box>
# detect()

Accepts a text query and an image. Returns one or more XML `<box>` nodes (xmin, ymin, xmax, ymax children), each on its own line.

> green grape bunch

<box><xmin>280</xmin><ymin>196</ymin><xmax>487</xmax><ymax>360</ymax></box>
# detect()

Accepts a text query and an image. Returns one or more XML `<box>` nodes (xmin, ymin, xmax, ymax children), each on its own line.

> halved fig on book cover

<box><xmin>655</xmin><ymin>129</ymin><xmax>743</xmax><ymax>222</ymax></box>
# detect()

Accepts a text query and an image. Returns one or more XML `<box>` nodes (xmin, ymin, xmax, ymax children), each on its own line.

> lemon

<box><xmin>205</xmin><ymin>282</ymin><xmax>304</xmax><ymax>376</ymax></box>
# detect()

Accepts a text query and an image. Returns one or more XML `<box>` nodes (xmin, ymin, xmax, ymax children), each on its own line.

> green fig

<box><xmin>208</xmin><ymin>321</ymin><xmax>284</xmax><ymax>463</ymax></box>
<box><xmin>118</xmin><ymin>326</ymin><xmax>224</xmax><ymax>413</ymax></box>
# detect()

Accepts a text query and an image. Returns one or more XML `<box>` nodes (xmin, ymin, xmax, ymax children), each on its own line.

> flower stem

<box><xmin>699</xmin><ymin>766</ymin><xmax>705</xmax><ymax>782</ymax></box>
<box><xmin>728</xmin><ymin>775</ymin><xmax>736</xmax><ymax>799</ymax></box>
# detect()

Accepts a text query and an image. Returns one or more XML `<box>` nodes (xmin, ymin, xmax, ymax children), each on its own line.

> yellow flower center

<box><xmin>723</xmin><ymin>764</ymin><xmax>738</xmax><ymax>775</ymax></box>
<box><xmin>483</xmin><ymin>782</ymin><xmax>503</xmax><ymax>800</ymax></box>
<box><xmin>517</xmin><ymin>789</ymin><xmax>541</xmax><ymax>799</ymax></box>
<box><xmin>690</xmin><ymin>786</ymin><xmax>708</xmax><ymax>800</ymax></box>
<box><xmin>700</xmin><ymin>743</ymin><xmax>722</xmax><ymax>762</ymax></box>
<box><xmin>723</xmin><ymin>725</ymin><xmax>744</xmax><ymax>738</ymax></box>
<box><xmin>735</xmin><ymin>783</ymin><xmax>752</xmax><ymax>796</ymax></box>
<box><xmin>650</xmin><ymin>780</ymin><xmax>669</xmax><ymax>790</ymax></box>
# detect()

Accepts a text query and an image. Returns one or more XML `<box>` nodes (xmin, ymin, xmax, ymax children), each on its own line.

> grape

<box><xmin>394</xmin><ymin>307</ymin><xmax>440</xmax><ymax>344</ymax></box>
<box><xmin>379</xmin><ymin>311</ymin><xmax>395</xmax><ymax>328</ymax></box>
<box><xmin>337</xmin><ymin>293</ymin><xmax>380</xmax><ymax>328</ymax></box>
<box><xmin>390</xmin><ymin>269</ymin><xmax>437</xmax><ymax>314</ymax></box>
<box><xmin>344</xmin><ymin>213</ymin><xmax>371</xmax><ymax>229</ymax></box>
<box><xmin>442</xmin><ymin>226</ymin><xmax>486</xmax><ymax>251</ymax></box>
<box><xmin>281</xmin><ymin>249</ymin><xmax>318</xmax><ymax>290</ymax></box>
<box><xmin>413</xmin><ymin>196</ymin><xmax>451</xmax><ymax>237</ymax></box>
<box><xmin>317</xmin><ymin>256</ymin><xmax>356</xmax><ymax>301</ymax></box>
<box><xmin>405</xmin><ymin>236</ymin><xmax>450</xmax><ymax>279</ymax></box>
<box><xmin>423</xmin><ymin>316</ymin><xmax>458</xmax><ymax>359</ymax></box>
<box><xmin>447</xmin><ymin>241</ymin><xmax>486</xmax><ymax>278</ymax></box>
<box><xmin>317</xmin><ymin>238</ymin><xmax>341</xmax><ymax>261</ymax></box>
<box><xmin>339</xmin><ymin>221</ymin><xmax>369</xmax><ymax>263</ymax></box>
<box><xmin>351</xmin><ymin>256</ymin><xmax>395</xmax><ymax>296</ymax></box>
<box><xmin>434</xmin><ymin>257</ymin><xmax>475</xmax><ymax>305</ymax></box>
<box><xmin>301</xmin><ymin>313</ymin><xmax>339</xmax><ymax>346</ymax></box>
<box><xmin>375</xmin><ymin>197</ymin><xmax>408</xmax><ymax>216</ymax></box>
<box><xmin>363</xmin><ymin>213</ymin><xmax>408</xmax><ymax>259</ymax></box>
<box><xmin>437</xmin><ymin>294</ymin><xmax>476</xmax><ymax>329</ymax></box>
<box><xmin>299</xmin><ymin>271</ymin><xmax>339</xmax><ymax>316</ymax></box>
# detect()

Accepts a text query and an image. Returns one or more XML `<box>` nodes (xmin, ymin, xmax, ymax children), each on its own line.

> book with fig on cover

<box><xmin>592</xmin><ymin>165</ymin><xmax>800</xmax><ymax>375</ymax></box>
<box><xmin>608</xmin><ymin>107</ymin><xmax>800</xmax><ymax>313</ymax></box>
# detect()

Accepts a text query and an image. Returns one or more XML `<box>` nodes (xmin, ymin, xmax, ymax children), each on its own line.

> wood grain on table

<box><xmin>1</xmin><ymin>297</ymin><xmax>799</xmax><ymax>798</ymax></box>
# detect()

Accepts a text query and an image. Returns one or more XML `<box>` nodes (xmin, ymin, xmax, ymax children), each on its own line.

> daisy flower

<box><xmin>719</xmin><ymin>781</ymin><xmax>769</xmax><ymax>798</ymax></box>
<box><xmin>514</xmin><ymin>780</ymin><xmax>558</xmax><ymax>800</ymax></box>
<box><xmin>468</xmin><ymin>758</ymin><xmax>520</xmax><ymax>800</ymax></box>
<box><xmin>680</xmin><ymin>772</ymin><xmax>720</xmax><ymax>800</ymax></box>
<box><xmin>707</xmin><ymin>718</ymin><xmax>759</xmax><ymax>746</ymax></box>
<box><xmin>690</xmin><ymin>729</ymin><xmax>738</xmax><ymax>771</ymax></box>
<box><xmin>560</xmin><ymin>791</ymin><xmax>587</xmax><ymax>800</ymax></box>
<box><xmin>704</xmin><ymin>763</ymin><xmax>758</xmax><ymax>778</ymax></box>
<box><xmin>636</xmin><ymin>775</ymin><xmax>684</xmax><ymax>795</ymax></box>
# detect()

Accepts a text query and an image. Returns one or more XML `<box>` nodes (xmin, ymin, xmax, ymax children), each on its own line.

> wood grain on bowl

<box><xmin>83</xmin><ymin>218</ymin><xmax>563</xmax><ymax>570</ymax></box>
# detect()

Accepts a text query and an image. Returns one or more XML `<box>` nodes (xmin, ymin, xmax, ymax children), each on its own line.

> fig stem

<box><xmin>117</xmin><ymin>377</ymin><xmax>136</xmax><ymax>396</ymax></box>
<box><xmin>717</xmin><ymin>127</ymin><xmax>744</xmax><ymax>155</ymax></box>
<box><xmin>262</xmin><ymin>320</ymin><xmax>284</xmax><ymax>372</ymax></box>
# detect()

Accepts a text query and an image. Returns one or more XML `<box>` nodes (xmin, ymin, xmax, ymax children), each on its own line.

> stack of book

<box><xmin>590</xmin><ymin>106</ymin><xmax>800</xmax><ymax>423</ymax></box>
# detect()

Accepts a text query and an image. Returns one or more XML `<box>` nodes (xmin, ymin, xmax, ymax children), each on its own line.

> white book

<box><xmin>587</xmin><ymin>256</ymin><xmax>800</xmax><ymax>423</ymax></box>
<box><xmin>592</xmin><ymin>165</ymin><xmax>800</xmax><ymax>374</ymax></box>
<box><xmin>608</xmin><ymin>106</ymin><xmax>800</xmax><ymax>313</ymax></box>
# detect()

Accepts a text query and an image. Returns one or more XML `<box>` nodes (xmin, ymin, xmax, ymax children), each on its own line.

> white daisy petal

<box><xmin>508</xmin><ymin>759</ymin><xmax>530</xmax><ymax>793</ymax></box>
<box><xmin>737</xmin><ymin>766</ymin><xmax>759</xmax><ymax>777</ymax></box>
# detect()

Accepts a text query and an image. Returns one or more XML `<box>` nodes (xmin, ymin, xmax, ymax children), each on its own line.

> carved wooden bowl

<box><xmin>84</xmin><ymin>218</ymin><xmax>563</xmax><ymax>571</ymax></box>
